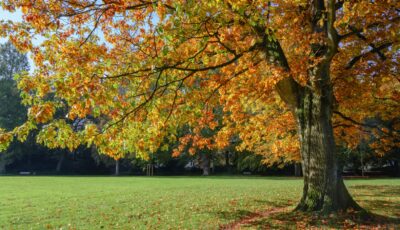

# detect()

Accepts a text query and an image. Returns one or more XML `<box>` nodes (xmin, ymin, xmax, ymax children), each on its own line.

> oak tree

<box><xmin>1</xmin><ymin>0</ymin><xmax>399</xmax><ymax>213</ymax></box>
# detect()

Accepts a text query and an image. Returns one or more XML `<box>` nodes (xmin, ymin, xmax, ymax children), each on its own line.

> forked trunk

<box><xmin>294</xmin><ymin>86</ymin><xmax>360</xmax><ymax>213</ymax></box>
<box><xmin>271</xmin><ymin>0</ymin><xmax>363</xmax><ymax>214</ymax></box>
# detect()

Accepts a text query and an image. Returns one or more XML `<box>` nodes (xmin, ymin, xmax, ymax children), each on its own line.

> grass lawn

<box><xmin>0</xmin><ymin>176</ymin><xmax>399</xmax><ymax>229</ymax></box>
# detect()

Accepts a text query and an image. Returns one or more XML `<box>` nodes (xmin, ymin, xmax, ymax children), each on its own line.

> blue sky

<box><xmin>0</xmin><ymin>8</ymin><xmax>22</xmax><ymax>21</ymax></box>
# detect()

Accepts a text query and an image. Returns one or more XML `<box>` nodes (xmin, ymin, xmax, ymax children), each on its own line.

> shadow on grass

<box><xmin>219</xmin><ymin>185</ymin><xmax>400</xmax><ymax>229</ymax></box>
<box><xmin>349</xmin><ymin>185</ymin><xmax>400</xmax><ymax>219</ymax></box>
<box><xmin>217</xmin><ymin>200</ymin><xmax>298</xmax><ymax>230</ymax></box>
<box><xmin>239</xmin><ymin>210</ymin><xmax>400</xmax><ymax>229</ymax></box>
<box><xmin>216</xmin><ymin>200</ymin><xmax>290</xmax><ymax>222</ymax></box>
<box><xmin>217</xmin><ymin>209</ymin><xmax>257</xmax><ymax>222</ymax></box>
<box><xmin>159</xmin><ymin>176</ymin><xmax>302</xmax><ymax>180</ymax></box>
<box><xmin>350</xmin><ymin>184</ymin><xmax>400</xmax><ymax>197</ymax></box>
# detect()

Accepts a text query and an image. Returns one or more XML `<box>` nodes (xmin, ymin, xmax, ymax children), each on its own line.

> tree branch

<box><xmin>347</xmin><ymin>25</ymin><xmax>387</xmax><ymax>60</ymax></box>
<box><xmin>334</xmin><ymin>111</ymin><xmax>378</xmax><ymax>129</ymax></box>
<box><xmin>345</xmin><ymin>42</ymin><xmax>392</xmax><ymax>69</ymax></box>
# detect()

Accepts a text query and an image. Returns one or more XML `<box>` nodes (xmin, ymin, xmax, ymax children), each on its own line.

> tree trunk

<box><xmin>200</xmin><ymin>153</ymin><xmax>210</xmax><ymax>176</ymax></box>
<box><xmin>0</xmin><ymin>158</ymin><xmax>6</xmax><ymax>174</ymax></box>
<box><xmin>276</xmin><ymin>75</ymin><xmax>362</xmax><ymax>213</ymax></box>
<box><xmin>394</xmin><ymin>160</ymin><xmax>400</xmax><ymax>177</ymax></box>
<box><xmin>272</xmin><ymin>0</ymin><xmax>363</xmax><ymax>213</ymax></box>
<box><xmin>294</xmin><ymin>163</ymin><xmax>302</xmax><ymax>177</ymax></box>
<box><xmin>294</xmin><ymin>85</ymin><xmax>361</xmax><ymax>213</ymax></box>
<box><xmin>56</xmin><ymin>151</ymin><xmax>67</xmax><ymax>173</ymax></box>
<box><xmin>225</xmin><ymin>151</ymin><xmax>230</xmax><ymax>167</ymax></box>
<box><xmin>115</xmin><ymin>159</ymin><xmax>120</xmax><ymax>176</ymax></box>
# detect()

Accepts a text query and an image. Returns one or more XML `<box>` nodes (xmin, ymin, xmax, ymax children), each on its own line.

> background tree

<box><xmin>1</xmin><ymin>0</ymin><xmax>399</xmax><ymax>213</ymax></box>
<box><xmin>0</xmin><ymin>42</ymin><xmax>29</xmax><ymax>80</ymax></box>
<box><xmin>0</xmin><ymin>41</ymin><xmax>29</xmax><ymax>173</ymax></box>
<box><xmin>0</xmin><ymin>42</ymin><xmax>28</xmax><ymax>128</ymax></box>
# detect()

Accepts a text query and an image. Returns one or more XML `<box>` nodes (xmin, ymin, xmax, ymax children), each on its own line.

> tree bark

<box><xmin>293</xmin><ymin>86</ymin><xmax>361</xmax><ymax>212</ymax></box>
<box><xmin>275</xmin><ymin>67</ymin><xmax>362</xmax><ymax>212</ymax></box>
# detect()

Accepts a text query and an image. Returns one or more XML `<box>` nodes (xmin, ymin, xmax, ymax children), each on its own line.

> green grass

<box><xmin>0</xmin><ymin>176</ymin><xmax>398</xmax><ymax>229</ymax></box>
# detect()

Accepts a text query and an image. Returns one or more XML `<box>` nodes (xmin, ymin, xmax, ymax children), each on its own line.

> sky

<box><xmin>0</xmin><ymin>8</ymin><xmax>22</xmax><ymax>21</ymax></box>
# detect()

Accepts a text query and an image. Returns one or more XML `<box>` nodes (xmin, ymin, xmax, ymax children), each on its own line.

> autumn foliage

<box><xmin>0</xmin><ymin>0</ymin><xmax>398</xmax><ymax>166</ymax></box>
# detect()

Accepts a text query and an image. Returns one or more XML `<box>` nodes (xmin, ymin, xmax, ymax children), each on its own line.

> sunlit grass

<box><xmin>0</xmin><ymin>176</ymin><xmax>398</xmax><ymax>229</ymax></box>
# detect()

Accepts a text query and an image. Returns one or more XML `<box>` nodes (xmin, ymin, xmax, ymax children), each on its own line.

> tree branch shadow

<box><xmin>235</xmin><ymin>210</ymin><xmax>400</xmax><ymax>229</ymax></box>
<box><xmin>218</xmin><ymin>184</ymin><xmax>400</xmax><ymax>229</ymax></box>
<box><xmin>349</xmin><ymin>185</ymin><xmax>400</xmax><ymax>218</ymax></box>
